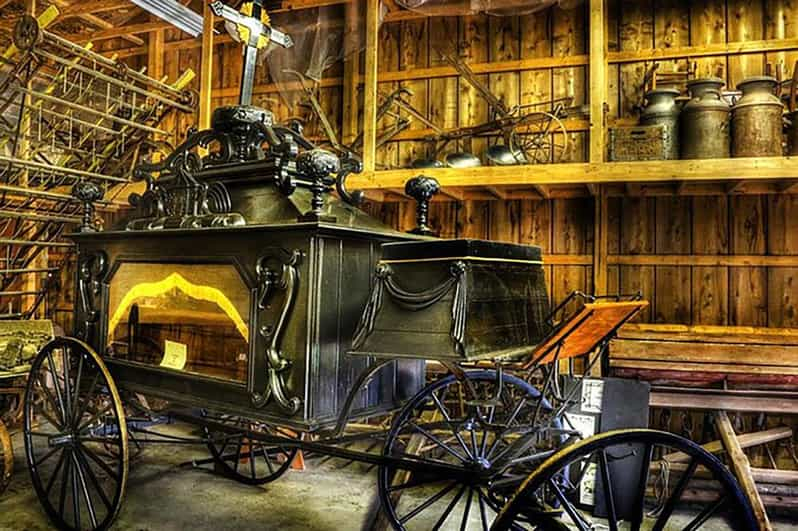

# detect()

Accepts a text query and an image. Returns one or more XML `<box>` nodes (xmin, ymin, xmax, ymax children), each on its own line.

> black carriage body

<box><xmin>350</xmin><ymin>239</ymin><xmax>551</xmax><ymax>361</ymax></box>
<box><xmin>71</xmin><ymin>179</ymin><xmax>424</xmax><ymax>433</ymax></box>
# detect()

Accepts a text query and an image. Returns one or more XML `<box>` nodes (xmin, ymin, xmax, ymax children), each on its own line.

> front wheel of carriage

<box><xmin>492</xmin><ymin>429</ymin><xmax>757</xmax><ymax>531</ymax></box>
<box><xmin>378</xmin><ymin>370</ymin><xmax>567</xmax><ymax>530</ymax></box>
<box><xmin>23</xmin><ymin>337</ymin><xmax>128</xmax><ymax>531</ymax></box>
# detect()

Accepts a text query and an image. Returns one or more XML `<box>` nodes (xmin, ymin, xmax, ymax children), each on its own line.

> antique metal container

<box><xmin>732</xmin><ymin>76</ymin><xmax>785</xmax><ymax>157</ymax></box>
<box><xmin>680</xmin><ymin>77</ymin><xmax>731</xmax><ymax>159</ymax></box>
<box><xmin>609</xmin><ymin>125</ymin><xmax>670</xmax><ymax>161</ymax></box>
<box><xmin>349</xmin><ymin>239</ymin><xmax>550</xmax><ymax>361</ymax></box>
<box><xmin>788</xmin><ymin>111</ymin><xmax>798</xmax><ymax>156</ymax></box>
<box><xmin>639</xmin><ymin>88</ymin><xmax>680</xmax><ymax>159</ymax></box>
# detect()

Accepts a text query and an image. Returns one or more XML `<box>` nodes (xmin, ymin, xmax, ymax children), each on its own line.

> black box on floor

<box><xmin>561</xmin><ymin>376</ymin><xmax>651</xmax><ymax>520</ymax></box>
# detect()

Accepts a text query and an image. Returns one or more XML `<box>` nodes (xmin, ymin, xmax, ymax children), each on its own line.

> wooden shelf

<box><xmin>349</xmin><ymin>156</ymin><xmax>798</xmax><ymax>190</ymax></box>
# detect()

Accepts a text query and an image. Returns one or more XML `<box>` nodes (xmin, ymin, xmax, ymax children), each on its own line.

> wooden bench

<box><xmin>609</xmin><ymin>323</ymin><xmax>798</xmax><ymax>528</ymax></box>
<box><xmin>610</xmin><ymin>323</ymin><xmax>798</xmax><ymax>389</ymax></box>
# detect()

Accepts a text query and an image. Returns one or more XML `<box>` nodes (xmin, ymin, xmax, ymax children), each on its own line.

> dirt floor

<box><xmin>1</xmin><ymin>422</ymin><xmax>798</xmax><ymax>530</ymax></box>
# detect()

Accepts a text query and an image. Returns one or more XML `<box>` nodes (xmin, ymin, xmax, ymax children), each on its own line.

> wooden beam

<box><xmin>361</xmin><ymin>0</ymin><xmax>379</xmax><ymax>173</ymax></box>
<box><xmin>198</xmin><ymin>2</ymin><xmax>214</xmax><ymax>132</ymax></box>
<box><xmin>619</xmin><ymin>322</ymin><xmax>798</xmax><ymax>337</ymax></box>
<box><xmin>532</xmin><ymin>184</ymin><xmax>550</xmax><ymax>199</ymax></box>
<box><xmin>608</xmin><ymin>254</ymin><xmax>798</xmax><ymax>267</ymax></box>
<box><xmin>715</xmin><ymin>411</ymin><xmax>773</xmax><ymax>531</ymax></box>
<box><xmin>609</xmin><ymin>37</ymin><xmax>798</xmax><ymax>65</ymax></box>
<box><xmin>725</xmin><ymin>180</ymin><xmax>747</xmax><ymax>194</ymax></box>
<box><xmin>147</xmin><ymin>26</ymin><xmax>164</xmax><ymax>81</ymax></box>
<box><xmin>592</xmin><ymin>185</ymin><xmax>608</xmax><ymax>297</ymax></box>
<box><xmin>74</xmin><ymin>20</ymin><xmax>169</xmax><ymax>43</ymax></box>
<box><xmin>78</xmin><ymin>0</ymin><xmax>351</xmax><ymax>44</ymax></box>
<box><xmin>350</xmin><ymin>157</ymin><xmax>798</xmax><ymax>189</ymax></box>
<box><xmin>59</xmin><ymin>0</ymin><xmax>133</xmax><ymax>16</ymax></box>
<box><xmin>484</xmin><ymin>186</ymin><xmax>508</xmax><ymax>200</ymax></box>
<box><xmin>650</xmin><ymin>391</ymin><xmax>798</xmax><ymax>414</ymax></box>
<box><xmin>341</xmin><ymin>0</ymin><xmax>360</xmax><ymax>145</ymax></box>
<box><xmin>47</xmin><ymin>0</ymin><xmax>145</xmax><ymax>48</ymax></box>
<box><xmin>661</xmin><ymin>426</ymin><xmax>793</xmax><ymax>464</ymax></box>
<box><xmin>589</xmin><ymin>0</ymin><xmax>606</xmax><ymax>164</ymax></box>
<box><xmin>21</xmin><ymin>0</ymin><xmax>43</xmax><ymax>317</ymax></box>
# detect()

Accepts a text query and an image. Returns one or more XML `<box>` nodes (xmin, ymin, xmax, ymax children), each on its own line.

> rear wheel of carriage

<box><xmin>23</xmin><ymin>337</ymin><xmax>128</xmax><ymax>531</ymax></box>
<box><xmin>492</xmin><ymin>429</ymin><xmax>757</xmax><ymax>531</ymax></box>
<box><xmin>0</xmin><ymin>418</ymin><xmax>12</xmax><ymax>494</ymax></box>
<box><xmin>204</xmin><ymin>413</ymin><xmax>298</xmax><ymax>485</ymax></box>
<box><xmin>378</xmin><ymin>370</ymin><xmax>567</xmax><ymax>530</ymax></box>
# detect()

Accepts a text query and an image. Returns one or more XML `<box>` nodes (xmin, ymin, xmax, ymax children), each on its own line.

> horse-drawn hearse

<box><xmin>12</xmin><ymin>100</ymin><xmax>759</xmax><ymax>531</ymax></box>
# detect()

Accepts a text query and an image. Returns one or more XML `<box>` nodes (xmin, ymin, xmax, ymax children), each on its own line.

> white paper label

<box><xmin>565</xmin><ymin>412</ymin><xmax>596</xmax><ymax>439</ymax></box>
<box><xmin>581</xmin><ymin>379</ymin><xmax>604</xmax><ymax>413</ymax></box>
<box><xmin>160</xmin><ymin>340</ymin><xmax>187</xmax><ymax>370</ymax></box>
<box><xmin>579</xmin><ymin>462</ymin><xmax>598</xmax><ymax>506</ymax></box>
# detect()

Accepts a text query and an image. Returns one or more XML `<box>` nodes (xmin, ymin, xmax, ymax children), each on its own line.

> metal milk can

<box><xmin>640</xmin><ymin>88</ymin><xmax>681</xmax><ymax>159</ymax></box>
<box><xmin>680</xmin><ymin>77</ymin><xmax>731</xmax><ymax>159</ymax></box>
<box><xmin>732</xmin><ymin>76</ymin><xmax>785</xmax><ymax>157</ymax></box>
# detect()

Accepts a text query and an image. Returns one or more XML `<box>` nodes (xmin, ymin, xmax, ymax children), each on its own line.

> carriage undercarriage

<box><xmin>21</xmin><ymin>307</ymin><xmax>758</xmax><ymax>531</ymax></box>
<box><xmin>8</xmin><ymin>66</ymin><xmax>759</xmax><ymax>529</ymax></box>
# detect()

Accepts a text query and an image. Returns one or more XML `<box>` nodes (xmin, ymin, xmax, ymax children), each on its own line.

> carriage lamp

<box><xmin>297</xmin><ymin>148</ymin><xmax>340</xmax><ymax>223</ymax></box>
<box><xmin>405</xmin><ymin>175</ymin><xmax>440</xmax><ymax>236</ymax></box>
<box><xmin>71</xmin><ymin>180</ymin><xmax>104</xmax><ymax>233</ymax></box>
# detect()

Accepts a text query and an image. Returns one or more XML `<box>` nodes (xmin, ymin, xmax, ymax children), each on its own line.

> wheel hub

<box><xmin>48</xmin><ymin>432</ymin><xmax>75</xmax><ymax>447</ymax></box>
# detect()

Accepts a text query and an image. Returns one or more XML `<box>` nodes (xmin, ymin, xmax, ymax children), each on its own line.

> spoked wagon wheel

<box><xmin>506</xmin><ymin>111</ymin><xmax>570</xmax><ymax>164</ymax></box>
<box><xmin>0</xmin><ymin>419</ymin><xmax>11</xmax><ymax>494</ymax></box>
<box><xmin>493</xmin><ymin>429</ymin><xmax>757</xmax><ymax>531</ymax></box>
<box><xmin>23</xmin><ymin>337</ymin><xmax>128</xmax><ymax>531</ymax></box>
<box><xmin>204</xmin><ymin>413</ymin><xmax>298</xmax><ymax>485</ymax></box>
<box><xmin>378</xmin><ymin>370</ymin><xmax>567</xmax><ymax>530</ymax></box>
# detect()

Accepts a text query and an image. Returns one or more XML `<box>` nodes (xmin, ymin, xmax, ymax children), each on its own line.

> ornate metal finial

<box><xmin>405</xmin><ymin>175</ymin><xmax>440</xmax><ymax>235</ymax></box>
<box><xmin>72</xmin><ymin>181</ymin><xmax>104</xmax><ymax>232</ymax></box>
<box><xmin>297</xmin><ymin>148</ymin><xmax>340</xmax><ymax>222</ymax></box>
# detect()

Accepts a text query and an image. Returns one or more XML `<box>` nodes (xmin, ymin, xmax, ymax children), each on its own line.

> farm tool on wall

<box><xmin>281</xmin><ymin>69</ymin><xmax>418</xmax><ymax>161</ymax></box>
<box><xmin>0</xmin><ymin>11</ymin><xmax>195</xmax><ymax>320</ymax></box>
<box><xmin>419</xmin><ymin>49</ymin><xmax>575</xmax><ymax>166</ymax></box>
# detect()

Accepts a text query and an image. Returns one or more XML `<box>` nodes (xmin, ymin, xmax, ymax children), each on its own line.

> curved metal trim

<box><xmin>252</xmin><ymin>249</ymin><xmax>302</xmax><ymax>414</ymax></box>
<box><xmin>331</xmin><ymin>359</ymin><xmax>396</xmax><ymax>437</ymax></box>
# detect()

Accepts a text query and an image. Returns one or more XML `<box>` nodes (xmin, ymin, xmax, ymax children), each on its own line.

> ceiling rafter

<box><xmin>58</xmin><ymin>0</ymin><xmax>134</xmax><ymax>16</ymax></box>
<box><xmin>78</xmin><ymin>0</ymin><xmax>349</xmax><ymax>43</ymax></box>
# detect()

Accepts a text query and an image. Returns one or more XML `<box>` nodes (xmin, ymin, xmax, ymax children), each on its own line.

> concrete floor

<box><xmin>0</xmin><ymin>422</ymin><xmax>381</xmax><ymax>531</ymax></box>
<box><xmin>1</xmin><ymin>422</ymin><xmax>798</xmax><ymax>530</ymax></box>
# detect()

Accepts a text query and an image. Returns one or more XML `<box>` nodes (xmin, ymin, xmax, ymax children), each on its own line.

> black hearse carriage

<box><xmin>20</xmin><ymin>104</ymin><xmax>757</xmax><ymax>531</ymax></box>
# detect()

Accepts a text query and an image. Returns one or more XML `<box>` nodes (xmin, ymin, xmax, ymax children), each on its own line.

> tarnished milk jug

<box><xmin>681</xmin><ymin>78</ymin><xmax>731</xmax><ymax>159</ymax></box>
<box><xmin>640</xmin><ymin>88</ymin><xmax>681</xmax><ymax>159</ymax></box>
<box><xmin>732</xmin><ymin>76</ymin><xmax>785</xmax><ymax>157</ymax></box>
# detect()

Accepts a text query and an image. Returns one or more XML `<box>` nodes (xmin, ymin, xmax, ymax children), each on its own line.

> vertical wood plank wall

<box><xmin>366</xmin><ymin>195</ymin><xmax>798</xmax><ymax>328</ymax></box>
<box><xmin>49</xmin><ymin>1</ymin><xmax>798</xmax><ymax>333</ymax></box>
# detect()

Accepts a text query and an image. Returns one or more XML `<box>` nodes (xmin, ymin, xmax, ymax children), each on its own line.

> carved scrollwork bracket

<box><xmin>76</xmin><ymin>251</ymin><xmax>107</xmax><ymax>342</ymax></box>
<box><xmin>251</xmin><ymin>249</ymin><xmax>303</xmax><ymax>414</ymax></box>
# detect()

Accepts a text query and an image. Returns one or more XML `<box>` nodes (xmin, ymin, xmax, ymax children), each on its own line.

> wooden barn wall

<box><xmin>48</xmin><ymin>0</ymin><xmax>798</xmax><ymax>334</ymax></box>
<box><xmin>375</xmin><ymin>8</ymin><xmax>589</xmax><ymax>166</ymax></box>
<box><xmin>365</xmin><ymin>194</ymin><xmax>798</xmax><ymax>328</ymax></box>
<box><xmin>609</xmin><ymin>0</ymin><xmax>798</xmax><ymax>124</ymax></box>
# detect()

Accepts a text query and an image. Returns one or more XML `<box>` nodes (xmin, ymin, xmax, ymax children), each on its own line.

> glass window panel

<box><xmin>106</xmin><ymin>263</ymin><xmax>250</xmax><ymax>382</ymax></box>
